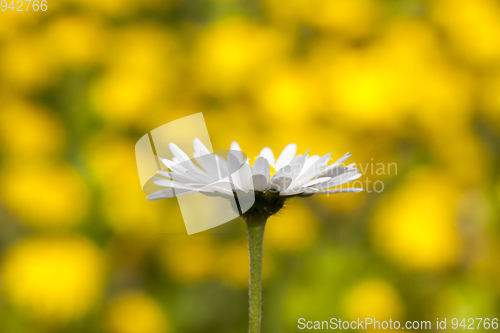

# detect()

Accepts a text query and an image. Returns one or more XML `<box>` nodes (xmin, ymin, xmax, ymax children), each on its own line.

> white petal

<box><xmin>193</xmin><ymin>138</ymin><xmax>211</xmax><ymax>155</ymax></box>
<box><xmin>318</xmin><ymin>166</ymin><xmax>349</xmax><ymax>178</ymax></box>
<box><xmin>153</xmin><ymin>179</ymin><xmax>199</xmax><ymax>190</ymax></box>
<box><xmin>226</xmin><ymin>153</ymin><xmax>244</xmax><ymax>190</ymax></box>
<box><xmin>147</xmin><ymin>188</ymin><xmax>191</xmax><ymax>200</ymax></box>
<box><xmin>204</xmin><ymin>180</ymin><xmax>234</xmax><ymax>195</ymax></box>
<box><xmin>270</xmin><ymin>176</ymin><xmax>293</xmax><ymax>193</ymax></box>
<box><xmin>194</xmin><ymin>153</ymin><xmax>229</xmax><ymax>181</ymax></box>
<box><xmin>159</xmin><ymin>164</ymin><xmax>213</xmax><ymax>185</ymax></box>
<box><xmin>230</xmin><ymin>141</ymin><xmax>244</xmax><ymax>164</ymax></box>
<box><xmin>157</xmin><ymin>170</ymin><xmax>173</xmax><ymax>179</ymax></box>
<box><xmin>295</xmin><ymin>152</ymin><xmax>331</xmax><ymax>185</ymax></box>
<box><xmin>322</xmin><ymin>152</ymin><xmax>352</xmax><ymax>175</ymax></box>
<box><xmin>237</xmin><ymin>162</ymin><xmax>254</xmax><ymax>192</ymax></box>
<box><xmin>252</xmin><ymin>174</ymin><xmax>270</xmax><ymax>192</ymax></box>
<box><xmin>252</xmin><ymin>156</ymin><xmax>270</xmax><ymax>180</ymax></box>
<box><xmin>271</xmin><ymin>164</ymin><xmax>292</xmax><ymax>180</ymax></box>
<box><xmin>280</xmin><ymin>189</ymin><xmax>304</xmax><ymax>196</ymax></box>
<box><xmin>161</xmin><ymin>158</ymin><xmax>187</xmax><ymax>173</ymax></box>
<box><xmin>193</xmin><ymin>153</ymin><xmax>219</xmax><ymax>180</ymax></box>
<box><xmin>169</xmin><ymin>142</ymin><xmax>191</xmax><ymax>162</ymax></box>
<box><xmin>165</xmin><ymin>172</ymin><xmax>196</xmax><ymax>184</ymax></box>
<box><xmin>303</xmin><ymin>155</ymin><xmax>320</xmax><ymax>171</ymax></box>
<box><xmin>332</xmin><ymin>152</ymin><xmax>352</xmax><ymax>166</ymax></box>
<box><xmin>312</xmin><ymin>170</ymin><xmax>362</xmax><ymax>190</ymax></box>
<box><xmin>258</xmin><ymin>147</ymin><xmax>275</xmax><ymax>166</ymax></box>
<box><xmin>168</xmin><ymin>143</ymin><xmax>211</xmax><ymax>178</ymax></box>
<box><xmin>227</xmin><ymin>152</ymin><xmax>242</xmax><ymax>174</ymax></box>
<box><xmin>174</xmin><ymin>170</ymin><xmax>213</xmax><ymax>184</ymax></box>
<box><xmin>304</xmin><ymin>176</ymin><xmax>332</xmax><ymax>187</ymax></box>
<box><xmin>287</xmin><ymin>154</ymin><xmax>306</xmax><ymax>181</ymax></box>
<box><xmin>274</xmin><ymin>143</ymin><xmax>297</xmax><ymax>170</ymax></box>
<box><xmin>314</xmin><ymin>188</ymin><xmax>364</xmax><ymax>194</ymax></box>
<box><xmin>280</xmin><ymin>180</ymin><xmax>305</xmax><ymax>195</ymax></box>
<box><xmin>227</xmin><ymin>154</ymin><xmax>253</xmax><ymax>192</ymax></box>
<box><xmin>213</xmin><ymin>155</ymin><xmax>229</xmax><ymax>179</ymax></box>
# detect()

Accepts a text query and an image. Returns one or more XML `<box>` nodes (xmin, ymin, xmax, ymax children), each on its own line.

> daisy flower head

<box><xmin>147</xmin><ymin>139</ymin><xmax>363</xmax><ymax>223</ymax></box>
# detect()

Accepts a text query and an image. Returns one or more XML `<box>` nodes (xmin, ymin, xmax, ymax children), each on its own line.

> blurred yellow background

<box><xmin>1</xmin><ymin>0</ymin><xmax>500</xmax><ymax>332</ymax></box>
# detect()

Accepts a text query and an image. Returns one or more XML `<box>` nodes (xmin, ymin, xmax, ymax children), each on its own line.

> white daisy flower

<box><xmin>142</xmin><ymin>137</ymin><xmax>364</xmax><ymax>333</ymax></box>
<box><xmin>147</xmin><ymin>138</ymin><xmax>363</xmax><ymax>201</ymax></box>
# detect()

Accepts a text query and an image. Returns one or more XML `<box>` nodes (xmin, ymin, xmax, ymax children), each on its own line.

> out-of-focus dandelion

<box><xmin>106</xmin><ymin>292</ymin><xmax>169</xmax><ymax>333</ymax></box>
<box><xmin>0</xmin><ymin>99</ymin><xmax>65</xmax><ymax>158</ymax></box>
<box><xmin>0</xmin><ymin>236</ymin><xmax>104</xmax><ymax>321</ymax></box>
<box><xmin>343</xmin><ymin>279</ymin><xmax>403</xmax><ymax>321</ymax></box>
<box><xmin>144</xmin><ymin>139</ymin><xmax>363</xmax><ymax>333</ymax></box>
<box><xmin>0</xmin><ymin>162</ymin><xmax>88</xmax><ymax>229</ymax></box>
<box><xmin>0</xmin><ymin>34</ymin><xmax>54</xmax><ymax>91</ymax></box>
<box><xmin>43</xmin><ymin>14</ymin><xmax>106</xmax><ymax>67</ymax></box>
<box><xmin>90</xmin><ymin>25</ymin><xmax>179</xmax><ymax>126</ymax></box>
<box><xmin>430</xmin><ymin>0</ymin><xmax>500</xmax><ymax>65</ymax></box>
<box><xmin>372</xmin><ymin>169</ymin><xmax>461</xmax><ymax>271</ymax></box>
<box><xmin>192</xmin><ymin>18</ymin><xmax>289</xmax><ymax>96</ymax></box>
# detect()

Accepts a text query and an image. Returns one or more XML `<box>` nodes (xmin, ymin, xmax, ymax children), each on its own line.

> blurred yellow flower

<box><xmin>0</xmin><ymin>162</ymin><xmax>89</xmax><ymax>229</ymax></box>
<box><xmin>343</xmin><ymin>279</ymin><xmax>403</xmax><ymax>321</ymax></box>
<box><xmin>263</xmin><ymin>0</ymin><xmax>380</xmax><ymax>38</ymax></box>
<box><xmin>192</xmin><ymin>17</ymin><xmax>289</xmax><ymax>96</ymax></box>
<box><xmin>320</xmin><ymin>47</ymin><xmax>401</xmax><ymax>129</ymax></box>
<box><xmin>251</xmin><ymin>64</ymin><xmax>320</xmax><ymax>122</ymax></box>
<box><xmin>0</xmin><ymin>99</ymin><xmax>65</xmax><ymax>158</ymax></box>
<box><xmin>431</xmin><ymin>0</ymin><xmax>500</xmax><ymax>65</ymax></box>
<box><xmin>159</xmin><ymin>236</ymin><xmax>216</xmax><ymax>283</ymax></box>
<box><xmin>317</xmin><ymin>19</ymin><xmax>473</xmax><ymax>132</ymax></box>
<box><xmin>305</xmin><ymin>0</ymin><xmax>380</xmax><ymax>37</ymax></box>
<box><xmin>372</xmin><ymin>169</ymin><xmax>462</xmax><ymax>271</ymax></box>
<box><xmin>378</xmin><ymin>20</ymin><xmax>473</xmax><ymax>131</ymax></box>
<box><xmin>92</xmin><ymin>73</ymin><xmax>162</xmax><ymax>125</ymax></box>
<box><xmin>43</xmin><ymin>14</ymin><xmax>106</xmax><ymax>66</ymax></box>
<box><xmin>1</xmin><ymin>33</ymin><xmax>54</xmax><ymax>91</ymax></box>
<box><xmin>106</xmin><ymin>292</ymin><xmax>168</xmax><ymax>333</ymax></box>
<box><xmin>91</xmin><ymin>24</ymin><xmax>178</xmax><ymax>125</ymax></box>
<box><xmin>105</xmin><ymin>25</ymin><xmax>179</xmax><ymax>76</ymax></box>
<box><xmin>1</xmin><ymin>236</ymin><xmax>104</xmax><ymax>321</ymax></box>
<box><xmin>266</xmin><ymin>201</ymin><xmax>319</xmax><ymax>253</ymax></box>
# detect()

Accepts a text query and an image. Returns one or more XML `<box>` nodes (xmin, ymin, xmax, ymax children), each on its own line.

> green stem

<box><xmin>245</xmin><ymin>215</ymin><xmax>267</xmax><ymax>333</ymax></box>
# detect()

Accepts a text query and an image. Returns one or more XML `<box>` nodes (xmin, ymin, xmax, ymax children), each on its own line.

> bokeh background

<box><xmin>1</xmin><ymin>0</ymin><xmax>500</xmax><ymax>332</ymax></box>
